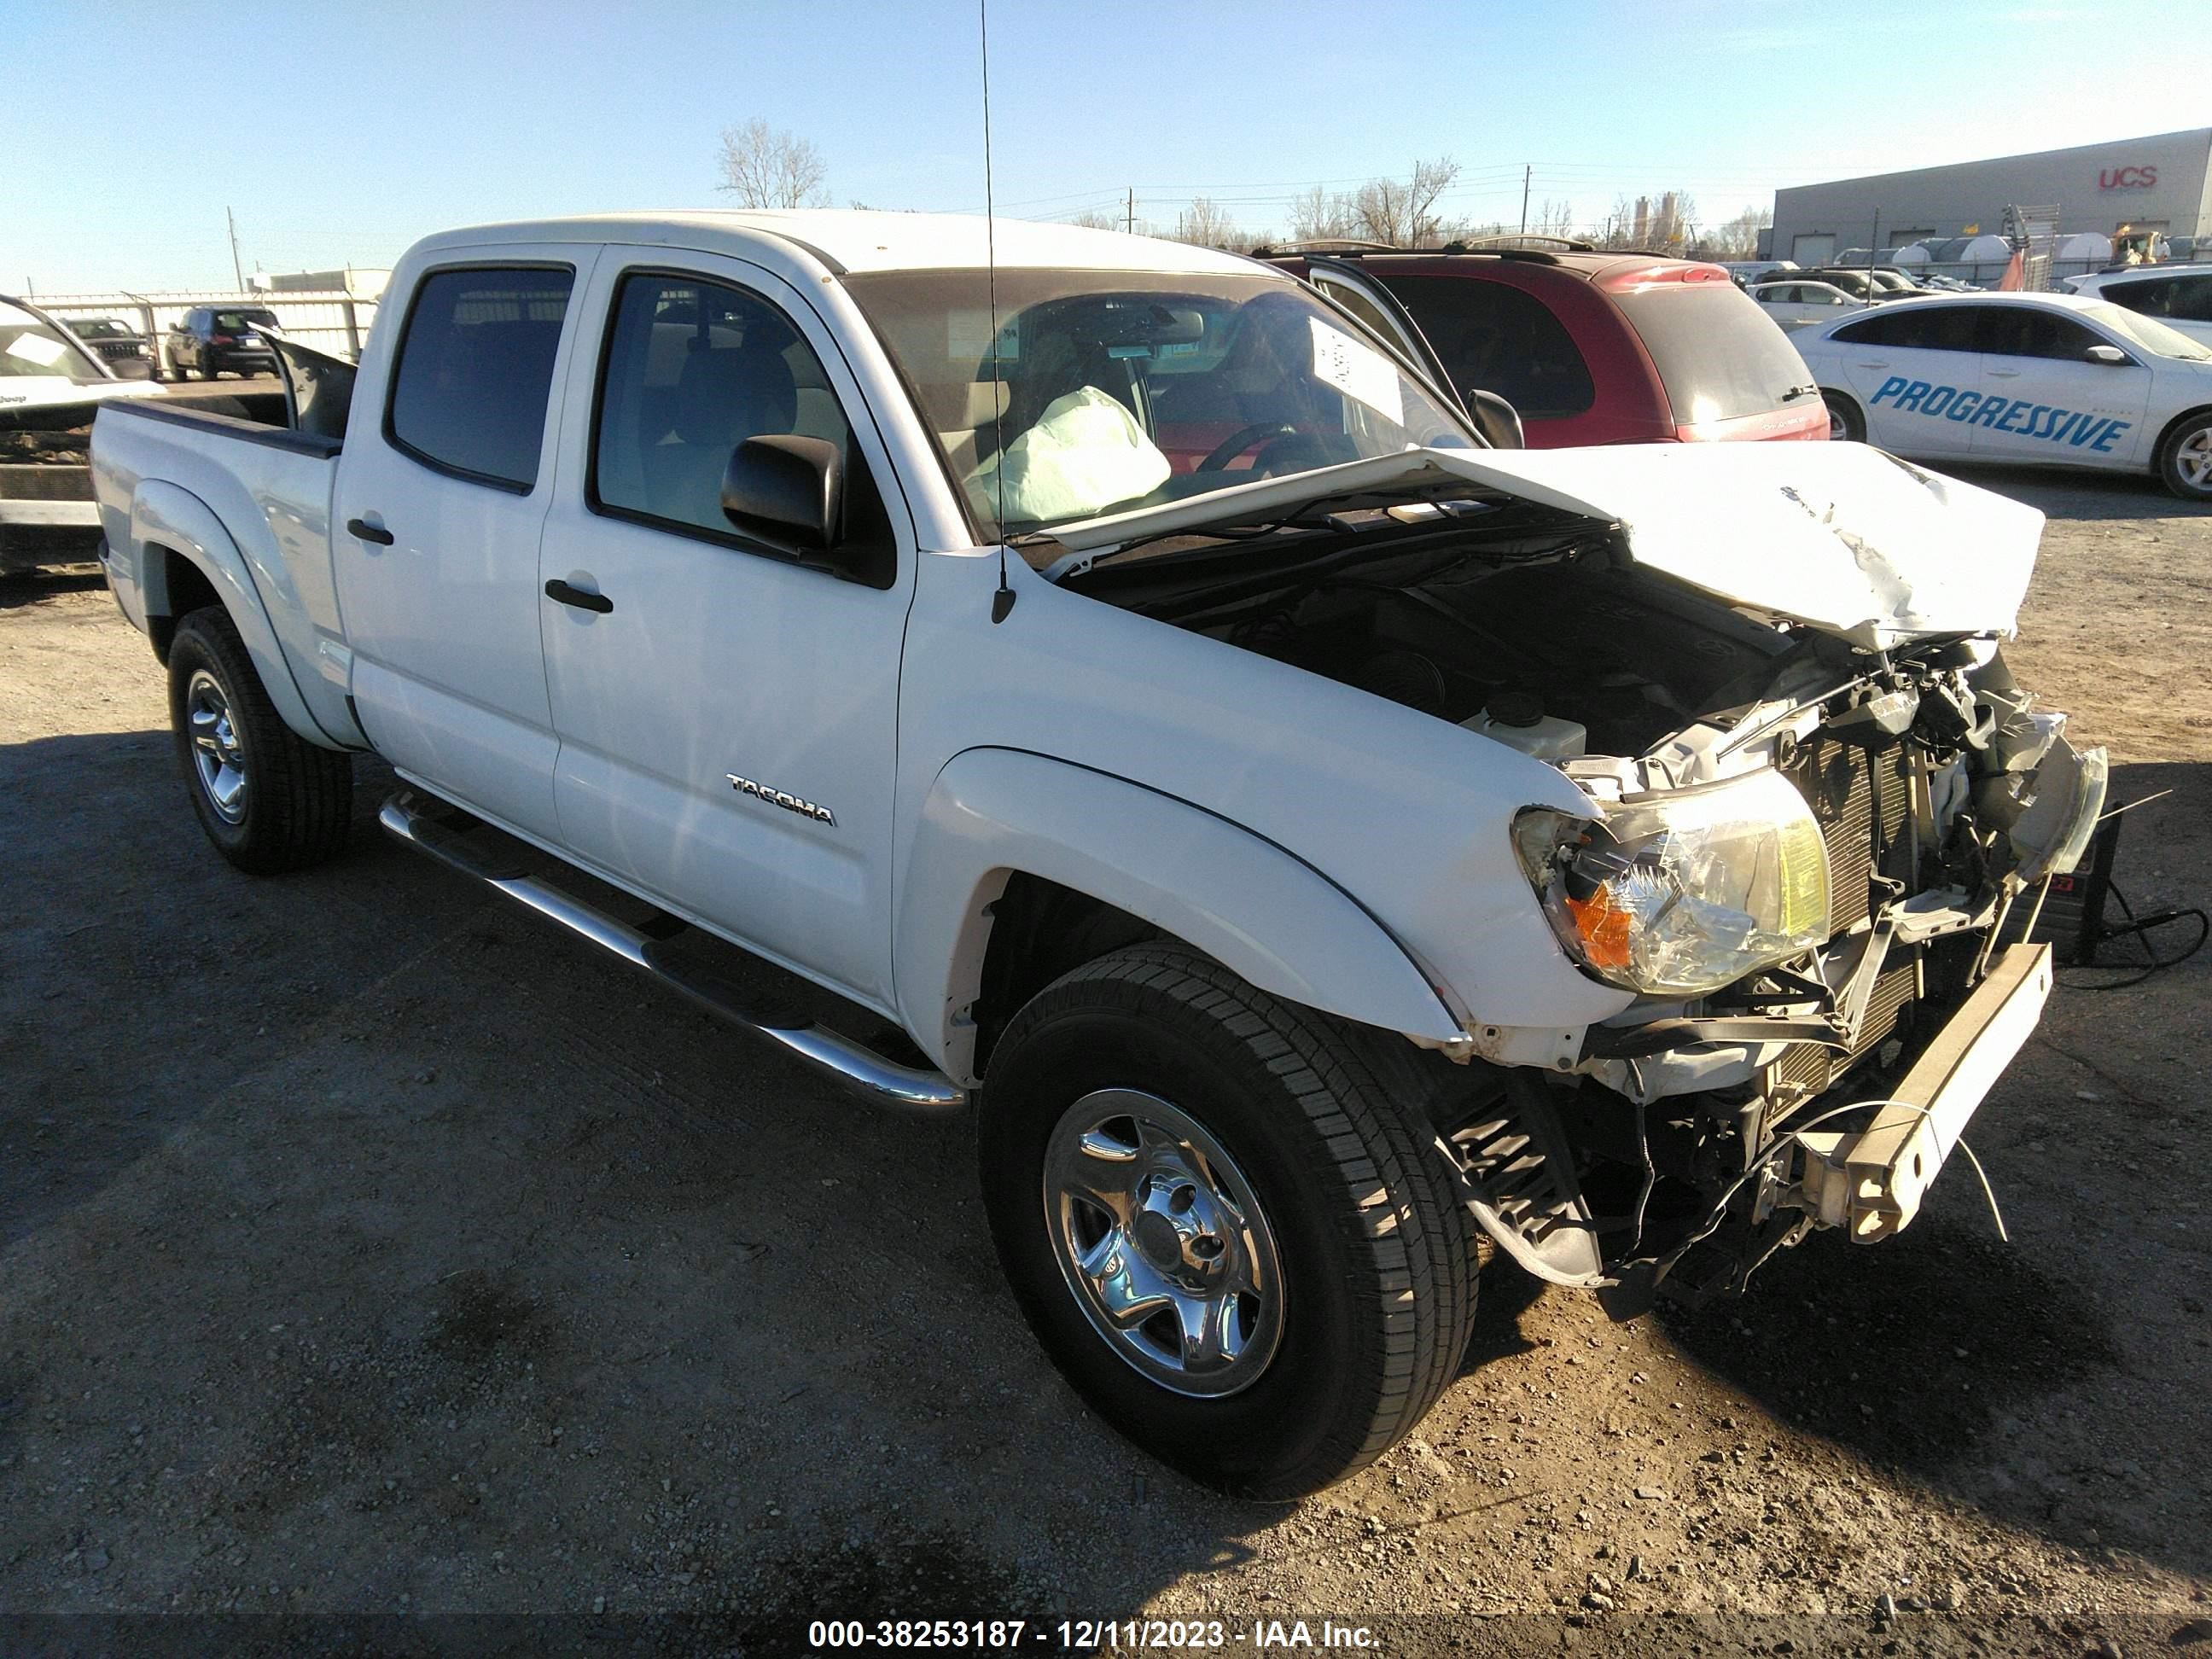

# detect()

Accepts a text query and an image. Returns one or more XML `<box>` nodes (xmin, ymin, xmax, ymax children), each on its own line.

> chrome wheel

<box><xmin>1042</xmin><ymin>1088</ymin><xmax>1284</xmax><ymax>1399</ymax></box>
<box><xmin>1828</xmin><ymin>405</ymin><xmax>1848</xmax><ymax>440</ymax></box>
<box><xmin>2177</xmin><ymin>426</ymin><xmax>2212</xmax><ymax>494</ymax></box>
<box><xmin>185</xmin><ymin>668</ymin><xmax>247</xmax><ymax>824</ymax></box>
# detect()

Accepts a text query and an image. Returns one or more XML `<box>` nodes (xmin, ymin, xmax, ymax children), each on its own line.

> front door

<box><xmin>1970</xmin><ymin>306</ymin><xmax>2151</xmax><ymax>468</ymax></box>
<box><xmin>535</xmin><ymin>255</ymin><xmax>914</xmax><ymax>1009</ymax></box>
<box><xmin>333</xmin><ymin>251</ymin><xmax>592</xmax><ymax>841</ymax></box>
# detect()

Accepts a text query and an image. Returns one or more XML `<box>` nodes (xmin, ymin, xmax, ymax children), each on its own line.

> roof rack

<box><xmin>1445</xmin><ymin>234</ymin><xmax>1598</xmax><ymax>254</ymax></box>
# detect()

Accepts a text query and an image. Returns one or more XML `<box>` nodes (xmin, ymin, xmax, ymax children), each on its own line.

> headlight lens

<box><xmin>1515</xmin><ymin>769</ymin><xmax>1831</xmax><ymax>995</ymax></box>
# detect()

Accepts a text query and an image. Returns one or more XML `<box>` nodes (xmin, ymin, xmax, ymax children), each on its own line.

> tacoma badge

<box><xmin>726</xmin><ymin>772</ymin><xmax>835</xmax><ymax>826</ymax></box>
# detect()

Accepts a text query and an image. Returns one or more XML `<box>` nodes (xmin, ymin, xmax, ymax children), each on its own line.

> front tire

<box><xmin>167</xmin><ymin>607</ymin><xmax>353</xmax><ymax>874</ymax></box>
<box><xmin>979</xmin><ymin>945</ymin><xmax>1476</xmax><ymax>1499</ymax></box>
<box><xmin>2158</xmin><ymin>412</ymin><xmax>2212</xmax><ymax>501</ymax></box>
<box><xmin>1823</xmin><ymin>390</ymin><xmax>1866</xmax><ymax>443</ymax></box>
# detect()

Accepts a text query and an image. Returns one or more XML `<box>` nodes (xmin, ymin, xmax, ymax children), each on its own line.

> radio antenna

<box><xmin>980</xmin><ymin>0</ymin><xmax>1015</xmax><ymax>622</ymax></box>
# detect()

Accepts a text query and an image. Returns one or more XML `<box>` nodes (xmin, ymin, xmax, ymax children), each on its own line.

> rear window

<box><xmin>1609</xmin><ymin>281</ymin><xmax>1811</xmax><ymax>425</ymax></box>
<box><xmin>387</xmin><ymin>266</ymin><xmax>573</xmax><ymax>490</ymax></box>
<box><xmin>1371</xmin><ymin>274</ymin><xmax>1595</xmax><ymax>420</ymax></box>
<box><xmin>212</xmin><ymin>310</ymin><xmax>277</xmax><ymax>332</ymax></box>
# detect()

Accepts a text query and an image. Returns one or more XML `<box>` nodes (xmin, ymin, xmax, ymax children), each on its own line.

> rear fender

<box><xmin>895</xmin><ymin>748</ymin><xmax>1462</xmax><ymax>1085</ymax></box>
<box><xmin>132</xmin><ymin>480</ymin><xmax>341</xmax><ymax>748</ymax></box>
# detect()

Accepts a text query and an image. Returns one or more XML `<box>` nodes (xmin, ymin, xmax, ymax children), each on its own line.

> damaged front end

<box><xmin>1451</xmin><ymin>638</ymin><xmax>2103</xmax><ymax>1313</ymax></box>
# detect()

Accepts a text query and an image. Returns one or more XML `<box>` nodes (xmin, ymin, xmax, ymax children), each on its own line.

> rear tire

<box><xmin>979</xmin><ymin>944</ymin><xmax>1476</xmax><ymax>1499</ymax></box>
<box><xmin>1823</xmin><ymin>390</ymin><xmax>1866</xmax><ymax>443</ymax></box>
<box><xmin>167</xmin><ymin>606</ymin><xmax>353</xmax><ymax>874</ymax></box>
<box><xmin>2157</xmin><ymin>412</ymin><xmax>2212</xmax><ymax>501</ymax></box>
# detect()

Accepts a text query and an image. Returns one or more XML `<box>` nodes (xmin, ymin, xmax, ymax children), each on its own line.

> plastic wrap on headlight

<box><xmin>1515</xmin><ymin>769</ymin><xmax>1831</xmax><ymax>996</ymax></box>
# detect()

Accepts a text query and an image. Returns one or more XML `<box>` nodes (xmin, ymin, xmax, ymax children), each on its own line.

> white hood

<box><xmin>1048</xmin><ymin>440</ymin><xmax>2043</xmax><ymax>651</ymax></box>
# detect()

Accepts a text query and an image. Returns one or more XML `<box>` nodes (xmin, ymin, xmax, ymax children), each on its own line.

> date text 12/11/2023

<box><xmin>805</xmin><ymin>1618</ymin><xmax>1381</xmax><ymax>1650</ymax></box>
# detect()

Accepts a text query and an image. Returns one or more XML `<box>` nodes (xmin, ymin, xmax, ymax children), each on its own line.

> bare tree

<box><xmin>1691</xmin><ymin>204</ymin><xmax>1773</xmax><ymax>261</ymax></box>
<box><xmin>1067</xmin><ymin>208</ymin><xmax>1123</xmax><ymax>231</ymax></box>
<box><xmin>1353</xmin><ymin>157</ymin><xmax>1462</xmax><ymax>247</ymax></box>
<box><xmin>1288</xmin><ymin>185</ymin><xmax>1357</xmax><ymax>242</ymax></box>
<box><xmin>715</xmin><ymin>119</ymin><xmax>830</xmax><ymax>208</ymax></box>
<box><xmin>1170</xmin><ymin>197</ymin><xmax>1241</xmax><ymax>250</ymax></box>
<box><xmin>1532</xmin><ymin>198</ymin><xmax>1577</xmax><ymax>241</ymax></box>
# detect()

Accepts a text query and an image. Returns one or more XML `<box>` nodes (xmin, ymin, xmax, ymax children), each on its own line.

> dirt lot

<box><xmin>3</xmin><ymin>468</ymin><xmax>2208</xmax><ymax>1656</ymax></box>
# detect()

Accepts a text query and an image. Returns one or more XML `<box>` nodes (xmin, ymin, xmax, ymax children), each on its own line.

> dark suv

<box><xmin>1266</xmin><ymin>247</ymin><xmax>1826</xmax><ymax>446</ymax></box>
<box><xmin>166</xmin><ymin>306</ymin><xmax>280</xmax><ymax>381</ymax></box>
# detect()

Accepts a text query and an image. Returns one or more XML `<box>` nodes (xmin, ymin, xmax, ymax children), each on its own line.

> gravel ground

<box><xmin>2</xmin><ymin>466</ymin><xmax>2208</xmax><ymax>1656</ymax></box>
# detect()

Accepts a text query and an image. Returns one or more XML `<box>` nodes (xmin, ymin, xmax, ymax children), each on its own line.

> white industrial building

<box><xmin>1770</xmin><ymin>127</ymin><xmax>2212</xmax><ymax>267</ymax></box>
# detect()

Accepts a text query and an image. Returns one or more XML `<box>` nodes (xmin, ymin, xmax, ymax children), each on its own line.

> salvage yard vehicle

<box><xmin>1268</xmin><ymin>248</ymin><xmax>1829</xmax><ymax>446</ymax></box>
<box><xmin>1798</xmin><ymin>290</ymin><xmax>2212</xmax><ymax>498</ymax></box>
<box><xmin>56</xmin><ymin>314</ymin><xmax>154</xmax><ymax>372</ymax></box>
<box><xmin>2065</xmin><ymin>265</ymin><xmax>2212</xmax><ymax>348</ymax></box>
<box><xmin>2</xmin><ymin>294</ymin><xmax>165</xmax><ymax>571</ymax></box>
<box><xmin>164</xmin><ymin>306</ymin><xmax>280</xmax><ymax>381</ymax></box>
<box><xmin>1749</xmin><ymin>279</ymin><xmax>1872</xmax><ymax>331</ymax></box>
<box><xmin>93</xmin><ymin>212</ymin><xmax>2105</xmax><ymax>1498</ymax></box>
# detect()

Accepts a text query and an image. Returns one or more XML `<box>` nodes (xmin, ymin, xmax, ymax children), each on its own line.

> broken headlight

<box><xmin>1514</xmin><ymin>769</ymin><xmax>1831</xmax><ymax>996</ymax></box>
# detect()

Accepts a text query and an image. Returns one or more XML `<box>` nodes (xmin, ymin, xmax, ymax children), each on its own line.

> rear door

<box><xmin>1970</xmin><ymin>306</ymin><xmax>2151</xmax><ymax>468</ymax></box>
<box><xmin>333</xmin><ymin>250</ymin><xmax>594</xmax><ymax>841</ymax></box>
<box><xmin>1825</xmin><ymin>304</ymin><xmax>1982</xmax><ymax>456</ymax></box>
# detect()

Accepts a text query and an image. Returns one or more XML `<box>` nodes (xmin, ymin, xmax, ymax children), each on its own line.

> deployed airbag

<box><xmin>966</xmin><ymin>385</ymin><xmax>1170</xmax><ymax>529</ymax></box>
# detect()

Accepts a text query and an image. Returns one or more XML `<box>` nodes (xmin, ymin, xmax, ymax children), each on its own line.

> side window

<box><xmin>2177</xmin><ymin>278</ymin><xmax>2212</xmax><ymax>324</ymax></box>
<box><xmin>590</xmin><ymin>271</ymin><xmax>854</xmax><ymax>544</ymax></box>
<box><xmin>387</xmin><ymin>266</ymin><xmax>574</xmax><ymax>491</ymax></box>
<box><xmin>1376</xmin><ymin>273</ymin><xmax>1595</xmax><ymax>420</ymax></box>
<box><xmin>1977</xmin><ymin>307</ymin><xmax>2100</xmax><ymax>361</ymax></box>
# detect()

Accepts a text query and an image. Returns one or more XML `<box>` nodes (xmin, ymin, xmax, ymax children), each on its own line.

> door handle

<box><xmin>1988</xmin><ymin>369</ymin><xmax>2023</xmax><ymax>379</ymax></box>
<box><xmin>346</xmin><ymin>517</ymin><xmax>394</xmax><ymax>545</ymax></box>
<box><xmin>1854</xmin><ymin>361</ymin><xmax>1889</xmax><ymax>370</ymax></box>
<box><xmin>544</xmin><ymin>579</ymin><xmax>614</xmax><ymax>614</ymax></box>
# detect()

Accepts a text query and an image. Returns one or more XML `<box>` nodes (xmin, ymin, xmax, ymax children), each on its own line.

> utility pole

<box><xmin>1519</xmin><ymin>164</ymin><xmax>1532</xmax><ymax>236</ymax></box>
<box><xmin>1126</xmin><ymin>187</ymin><xmax>1134</xmax><ymax>236</ymax></box>
<box><xmin>226</xmin><ymin>207</ymin><xmax>245</xmax><ymax>292</ymax></box>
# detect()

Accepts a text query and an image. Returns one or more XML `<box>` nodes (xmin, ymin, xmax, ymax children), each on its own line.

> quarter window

<box><xmin>590</xmin><ymin>271</ymin><xmax>853</xmax><ymax>542</ymax></box>
<box><xmin>387</xmin><ymin>266</ymin><xmax>573</xmax><ymax>490</ymax></box>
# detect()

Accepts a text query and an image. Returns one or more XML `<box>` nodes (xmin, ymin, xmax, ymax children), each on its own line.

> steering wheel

<box><xmin>1196</xmin><ymin>422</ymin><xmax>1297</xmax><ymax>473</ymax></box>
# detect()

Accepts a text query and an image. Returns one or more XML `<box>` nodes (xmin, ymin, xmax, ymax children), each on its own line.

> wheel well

<box><xmin>972</xmin><ymin>874</ymin><xmax>1160</xmax><ymax>1074</ymax></box>
<box><xmin>148</xmin><ymin>545</ymin><xmax>220</xmax><ymax>664</ymax></box>
<box><xmin>2150</xmin><ymin>403</ymin><xmax>2212</xmax><ymax>466</ymax></box>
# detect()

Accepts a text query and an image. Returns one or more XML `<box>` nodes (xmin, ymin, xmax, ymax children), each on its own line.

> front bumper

<box><xmin>1796</xmin><ymin>941</ymin><xmax>2050</xmax><ymax>1242</ymax></box>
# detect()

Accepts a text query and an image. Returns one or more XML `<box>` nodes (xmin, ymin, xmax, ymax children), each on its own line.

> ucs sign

<box><xmin>2099</xmin><ymin>166</ymin><xmax>2158</xmax><ymax>189</ymax></box>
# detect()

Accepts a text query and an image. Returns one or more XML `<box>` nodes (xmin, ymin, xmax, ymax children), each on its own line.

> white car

<box><xmin>1747</xmin><ymin>280</ymin><xmax>1871</xmax><ymax>330</ymax></box>
<box><xmin>1796</xmin><ymin>290</ymin><xmax>2212</xmax><ymax>499</ymax></box>
<box><xmin>2064</xmin><ymin>265</ymin><xmax>2212</xmax><ymax>348</ymax></box>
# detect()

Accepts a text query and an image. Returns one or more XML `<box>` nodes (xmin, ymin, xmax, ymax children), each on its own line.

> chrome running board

<box><xmin>378</xmin><ymin>790</ymin><xmax>966</xmax><ymax>1114</ymax></box>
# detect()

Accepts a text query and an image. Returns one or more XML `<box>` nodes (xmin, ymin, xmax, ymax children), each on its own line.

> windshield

<box><xmin>69</xmin><ymin>317</ymin><xmax>130</xmax><ymax>340</ymax></box>
<box><xmin>2081</xmin><ymin>300</ymin><xmax>2210</xmax><ymax>361</ymax></box>
<box><xmin>0</xmin><ymin>301</ymin><xmax>108</xmax><ymax>382</ymax></box>
<box><xmin>841</xmin><ymin>268</ymin><xmax>1473</xmax><ymax>538</ymax></box>
<box><xmin>1609</xmin><ymin>279</ymin><xmax>1813</xmax><ymax>425</ymax></box>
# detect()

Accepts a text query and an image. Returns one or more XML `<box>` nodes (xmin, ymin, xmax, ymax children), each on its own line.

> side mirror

<box><xmin>2085</xmin><ymin>343</ymin><xmax>2131</xmax><ymax>366</ymax></box>
<box><xmin>1464</xmin><ymin>387</ymin><xmax>1525</xmax><ymax>451</ymax></box>
<box><xmin>722</xmin><ymin>434</ymin><xmax>841</xmax><ymax>551</ymax></box>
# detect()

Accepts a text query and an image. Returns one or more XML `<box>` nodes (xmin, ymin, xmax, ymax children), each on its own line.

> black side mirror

<box><xmin>1464</xmin><ymin>387</ymin><xmax>1525</xmax><ymax>450</ymax></box>
<box><xmin>722</xmin><ymin>434</ymin><xmax>842</xmax><ymax>552</ymax></box>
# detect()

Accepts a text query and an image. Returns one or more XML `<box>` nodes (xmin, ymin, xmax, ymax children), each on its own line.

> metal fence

<box><xmin>26</xmin><ymin>290</ymin><xmax>376</xmax><ymax>370</ymax></box>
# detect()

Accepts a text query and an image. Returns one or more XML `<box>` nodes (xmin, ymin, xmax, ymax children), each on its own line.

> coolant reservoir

<box><xmin>1462</xmin><ymin>691</ymin><xmax>1586</xmax><ymax>760</ymax></box>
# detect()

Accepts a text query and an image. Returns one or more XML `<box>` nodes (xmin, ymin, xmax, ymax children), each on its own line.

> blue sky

<box><xmin>10</xmin><ymin>0</ymin><xmax>2205</xmax><ymax>294</ymax></box>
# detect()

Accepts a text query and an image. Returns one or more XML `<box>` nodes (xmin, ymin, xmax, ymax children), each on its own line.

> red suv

<box><xmin>1265</xmin><ymin>247</ymin><xmax>1827</xmax><ymax>446</ymax></box>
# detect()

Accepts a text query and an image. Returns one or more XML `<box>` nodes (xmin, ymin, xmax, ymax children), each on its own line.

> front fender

<box><xmin>132</xmin><ymin>480</ymin><xmax>341</xmax><ymax>748</ymax></box>
<box><xmin>895</xmin><ymin>747</ymin><xmax>1462</xmax><ymax>1085</ymax></box>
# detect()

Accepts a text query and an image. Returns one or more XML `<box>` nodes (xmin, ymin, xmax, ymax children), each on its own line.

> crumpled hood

<box><xmin>1443</xmin><ymin>440</ymin><xmax>2044</xmax><ymax>649</ymax></box>
<box><xmin>1049</xmin><ymin>439</ymin><xmax>2043</xmax><ymax>650</ymax></box>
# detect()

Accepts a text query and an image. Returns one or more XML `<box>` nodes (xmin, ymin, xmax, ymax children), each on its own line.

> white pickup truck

<box><xmin>92</xmin><ymin>211</ymin><xmax>2104</xmax><ymax>1498</ymax></box>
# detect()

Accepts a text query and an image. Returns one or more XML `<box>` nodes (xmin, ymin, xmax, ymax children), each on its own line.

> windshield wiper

<box><xmin>1780</xmin><ymin>383</ymin><xmax>1820</xmax><ymax>403</ymax></box>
